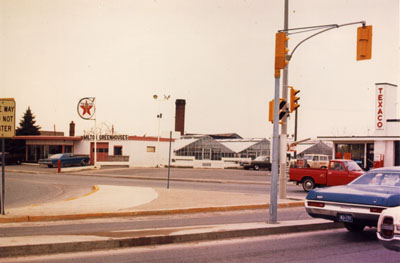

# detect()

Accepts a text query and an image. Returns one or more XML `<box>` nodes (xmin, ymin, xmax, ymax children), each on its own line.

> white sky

<box><xmin>1</xmin><ymin>0</ymin><xmax>399</xmax><ymax>140</ymax></box>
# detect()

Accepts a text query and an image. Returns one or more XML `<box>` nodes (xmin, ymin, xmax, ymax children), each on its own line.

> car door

<box><xmin>327</xmin><ymin>161</ymin><xmax>349</xmax><ymax>186</ymax></box>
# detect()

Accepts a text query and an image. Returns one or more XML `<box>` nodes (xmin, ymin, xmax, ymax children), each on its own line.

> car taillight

<box><xmin>307</xmin><ymin>201</ymin><xmax>325</xmax><ymax>208</ymax></box>
<box><xmin>370</xmin><ymin>207</ymin><xmax>385</xmax><ymax>213</ymax></box>
<box><xmin>381</xmin><ymin>216</ymin><xmax>394</xmax><ymax>239</ymax></box>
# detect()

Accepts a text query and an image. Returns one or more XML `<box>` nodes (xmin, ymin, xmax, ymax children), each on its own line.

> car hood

<box><xmin>306</xmin><ymin>185</ymin><xmax>400</xmax><ymax>207</ymax></box>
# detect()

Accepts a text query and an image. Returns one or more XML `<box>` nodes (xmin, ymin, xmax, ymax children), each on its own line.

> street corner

<box><xmin>1</xmin><ymin>185</ymin><xmax>159</xmax><ymax>220</ymax></box>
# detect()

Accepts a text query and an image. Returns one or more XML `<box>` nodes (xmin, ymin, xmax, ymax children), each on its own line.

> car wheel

<box><xmin>302</xmin><ymin>177</ymin><xmax>315</xmax><ymax>192</ymax></box>
<box><xmin>48</xmin><ymin>164</ymin><xmax>53</xmax><ymax>168</ymax></box>
<box><xmin>254</xmin><ymin>165</ymin><xmax>260</xmax><ymax>170</ymax></box>
<box><xmin>81</xmin><ymin>160</ymin><xmax>86</xmax><ymax>166</ymax></box>
<box><xmin>344</xmin><ymin>222</ymin><xmax>365</xmax><ymax>232</ymax></box>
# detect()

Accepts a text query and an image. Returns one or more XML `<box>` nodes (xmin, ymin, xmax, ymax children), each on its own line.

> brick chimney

<box><xmin>175</xmin><ymin>99</ymin><xmax>186</xmax><ymax>135</ymax></box>
<box><xmin>69</xmin><ymin>121</ymin><xmax>75</xmax><ymax>136</ymax></box>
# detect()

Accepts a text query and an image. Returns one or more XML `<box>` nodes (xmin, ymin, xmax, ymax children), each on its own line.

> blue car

<box><xmin>305</xmin><ymin>167</ymin><xmax>400</xmax><ymax>232</ymax></box>
<box><xmin>38</xmin><ymin>153</ymin><xmax>90</xmax><ymax>168</ymax></box>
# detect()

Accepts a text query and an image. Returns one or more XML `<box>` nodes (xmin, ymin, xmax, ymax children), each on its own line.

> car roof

<box><xmin>368</xmin><ymin>166</ymin><xmax>400</xmax><ymax>172</ymax></box>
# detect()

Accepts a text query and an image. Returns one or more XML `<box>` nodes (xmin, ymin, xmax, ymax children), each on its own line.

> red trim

<box><xmin>13</xmin><ymin>135</ymin><xmax>174</xmax><ymax>142</ymax></box>
<box><xmin>13</xmin><ymin>136</ymin><xmax>83</xmax><ymax>141</ymax></box>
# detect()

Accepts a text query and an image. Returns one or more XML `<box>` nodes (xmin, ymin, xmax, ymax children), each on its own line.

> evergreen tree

<box><xmin>16</xmin><ymin>107</ymin><xmax>41</xmax><ymax>136</ymax></box>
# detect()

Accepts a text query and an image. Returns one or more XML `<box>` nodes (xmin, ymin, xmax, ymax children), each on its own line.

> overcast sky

<box><xmin>1</xmin><ymin>0</ymin><xmax>399</xmax><ymax>140</ymax></box>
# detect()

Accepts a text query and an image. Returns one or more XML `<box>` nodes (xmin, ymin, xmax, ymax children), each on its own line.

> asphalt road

<box><xmin>1</xmin><ymin>228</ymin><xmax>397</xmax><ymax>263</ymax></box>
<box><xmin>3</xmin><ymin>166</ymin><xmax>307</xmax><ymax>209</ymax></box>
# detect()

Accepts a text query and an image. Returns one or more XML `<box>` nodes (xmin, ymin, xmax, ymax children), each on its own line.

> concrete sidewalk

<box><xmin>0</xmin><ymin>219</ymin><xmax>343</xmax><ymax>258</ymax></box>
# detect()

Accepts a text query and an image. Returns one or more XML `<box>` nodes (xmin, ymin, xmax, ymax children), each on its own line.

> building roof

<box><xmin>298</xmin><ymin>141</ymin><xmax>332</xmax><ymax>156</ymax></box>
<box><xmin>218</xmin><ymin>138</ymin><xmax>267</xmax><ymax>153</ymax></box>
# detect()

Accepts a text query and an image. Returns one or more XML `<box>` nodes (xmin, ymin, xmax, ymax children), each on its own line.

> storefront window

<box><xmin>114</xmin><ymin>146</ymin><xmax>123</xmax><ymax>156</ymax></box>
<box><xmin>335</xmin><ymin>143</ymin><xmax>366</xmax><ymax>169</ymax></box>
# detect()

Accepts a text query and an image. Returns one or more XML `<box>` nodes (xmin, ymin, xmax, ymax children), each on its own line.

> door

<box><xmin>327</xmin><ymin>161</ymin><xmax>348</xmax><ymax>186</ymax></box>
<box><xmin>90</xmin><ymin>142</ymin><xmax>109</xmax><ymax>164</ymax></box>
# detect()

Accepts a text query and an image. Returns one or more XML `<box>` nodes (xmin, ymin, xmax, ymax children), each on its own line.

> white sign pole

<box><xmin>77</xmin><ymin>97</ymin><xmax>96</xmax><ymax>167</ymax></box>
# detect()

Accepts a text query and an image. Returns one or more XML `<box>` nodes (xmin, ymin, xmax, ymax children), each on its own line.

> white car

<box><xmin>377</xmin><ymin>206</ymin><xmax>400</xmax><ymax>252</ymax></box>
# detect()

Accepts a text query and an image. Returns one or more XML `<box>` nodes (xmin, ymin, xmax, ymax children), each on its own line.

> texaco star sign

<box><xmin>77</xmin><ymin>97</ymin><xmax>96</xmax><ymax>120</ymax></box>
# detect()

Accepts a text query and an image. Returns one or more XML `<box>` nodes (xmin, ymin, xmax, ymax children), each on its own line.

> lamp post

<box><xmin>153</xmin><ymin>94</ymin><xmax>170</xmax><ymax>167</ymax></box>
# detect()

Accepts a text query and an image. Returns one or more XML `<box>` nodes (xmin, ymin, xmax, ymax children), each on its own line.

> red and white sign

<box><xmin>376</xmin><ymin>87</ymin><xmax>384</xmax><ymax>130</ymax></box>
<box><xmin>77</xmin><ymin>97</ymin><xmax>96</xmax><ymax>120</ymax></box>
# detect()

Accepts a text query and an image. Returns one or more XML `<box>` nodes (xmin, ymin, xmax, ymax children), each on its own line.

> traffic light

<box><xmin>275</xmin><ymin>32</ymin><xmax>289</xmax><ymax>70</ymax></box>
<box><xmin>290</xmin><ymin>86</ymin><xmax>300</xmax><ymax>112</ymax></box>
<box><xmin>268</xmin><ymin>99</ymin><xmax>288</xmax><ymax>123</ymax></box>
<box><xmin>279</xmin><ymin>98</ymin><xmax>288</xmax><ymax>120</ymax></box>
<box><xmin>356</xmin><ymin>25</ymin><xmax>372</xmax><ymax>61</ymax></box>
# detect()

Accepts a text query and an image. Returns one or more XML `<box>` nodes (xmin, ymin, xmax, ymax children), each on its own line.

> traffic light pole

<box><xmin>279</xmin><ymin>0</ymin><xmax>289</xmax><ymax>200</ymax></box>
<box><xmin>269</xmin><ymin>75</ymin><xmax>281</xmax><ymax>224</ymax></box>
<box><xmin>270</xmin><ymin>19</ymin><xmax>370</xmax><ymax>224</ymax></box>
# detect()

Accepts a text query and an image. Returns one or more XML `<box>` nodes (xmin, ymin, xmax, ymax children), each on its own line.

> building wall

<box><xmin>374</xmin><ymin>140</ymin><xmax>394</xmax><ymax>167</ymax></box>
<box><xmin>74</xmin><ymin>138</ymin><xmax>174</xmax><ymax>167</ymax></box>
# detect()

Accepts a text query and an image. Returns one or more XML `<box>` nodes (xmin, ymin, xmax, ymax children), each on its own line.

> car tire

<box><xmin>344</xmin><ymin>222</ymin><xmax>365</xmax><ymax>232</ymax></box>
<box><xmin>48</xmin><ymin>164</ymin><xmax>53</xmax><ymax>168</ymax></box>
<box><xmin>254</xmin><ymin>165</ymin><xmax>260</xmax><ymax>170</ymax></box>
<box><xmin>81</xmin><ymin>160</ymin><xmax>86</xmax><ymax>166</ymax></box>
<box><xmin>302</xmin><ymin>177</ymin><xmax>315</xmax><ymax>192</ymax></box>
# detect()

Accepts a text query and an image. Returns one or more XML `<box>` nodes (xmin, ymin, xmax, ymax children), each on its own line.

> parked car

<box><xmin>289</xmin><ymin>159</ymin><xmax>364</xmax><ymax>192</ymax></box>
<box><xmin>377</xmin><ymin>206</ymin><xmax>400</xmax><ymax>252</ymax></box>
<box><xmin>39</xmin><ymin>153</ymin><xmax>90</xmax><ymax>168</ymax></box>
<box><xmin>241</xmin><ymin>156</ymin><xmax>271</xmax><ymax>171</ymax></box>
<box><xmin>0</xmin><ymin>152</ymin><xmax>24</xmax><ymax>165</ymax></box>
<box><xmin>303</xmin><ymin>154</ymin><xmax>330</xmax><ymax>169</ymax></box>
<box><xmin>305</xmin><ymin>166</ymin><xmax>400</xmax><ymax>232</ymax></box>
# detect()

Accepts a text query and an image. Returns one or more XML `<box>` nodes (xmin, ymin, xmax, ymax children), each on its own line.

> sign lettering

<box><xmin>83</xmin><ymin>134</ymin><xmax>129</xmax><ymax>141</ymax></box>
<box><xmin>0</xmin><ymin>99</ymin><xmax>16</xmax><ymax>138</ymax></box>
<box><xmin>376</xmin><ymin>87</ymin><xmax>384</xmax><ymax>130</ymax></box>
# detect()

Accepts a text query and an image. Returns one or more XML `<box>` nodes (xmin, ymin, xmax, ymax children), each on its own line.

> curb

<box><xmin>0</xmin><ymin>201</ymin><xmax>305</xmax><ymax>224</ymax></box>
<box><xmin>0</xmin><ymin>220</ymin><xmax>343</xmax><ymax>258</ymax></box>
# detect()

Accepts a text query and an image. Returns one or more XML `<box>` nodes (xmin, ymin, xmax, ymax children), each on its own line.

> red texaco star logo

<box><xmin>80</xmin><ymin>101</ymin><xmax>93</xmax><ymax>116</ymax></box>
<box><xmin>77</xmin><ymin>98</ymin><xmax>95</xmax><ymax>120</ymax></box>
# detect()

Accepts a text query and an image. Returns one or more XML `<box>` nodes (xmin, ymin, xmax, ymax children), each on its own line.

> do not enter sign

<box><xmin>0</xmin><ymin>98</ymin><xmax>16</xmax><ymax>138</ymax></box>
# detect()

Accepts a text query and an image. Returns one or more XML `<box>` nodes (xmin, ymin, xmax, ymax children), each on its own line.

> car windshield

<box><xmin>254</xmin><ymin>156</ymin><xmax>268</xmax><ymax>162</ymax></box>
<box><xmin>351</xmin><ymin>171</ymin><xmax>400</xmax><ymax>187</ymax></box>
<box><xmin>49</xmin><ymin>154</ymin><xmax>63</xmax><ymax>159</ymax></box>
<box><xmin>304</xmin><ymin>155</ymin><xmax>313</xmax><ymax>160</ymax></box>
<box><xmin>343</xmin><ymin>161</ymin><xmax>363</xmax><ymax>171</ymax></box>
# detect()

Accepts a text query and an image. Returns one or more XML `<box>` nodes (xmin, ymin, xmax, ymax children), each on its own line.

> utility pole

<box><xmin>279</xmin><ymin>0</ymin><xmax>289</xmax><ymax>199</ymax></box>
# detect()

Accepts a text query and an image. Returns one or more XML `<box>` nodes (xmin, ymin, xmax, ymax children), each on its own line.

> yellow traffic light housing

<box><xmin>275</xmin><ymin>32</ymin><xmax>289</xmax><ymax>70</ymax></box>
<box><xmin>357</xmin><ymin>25</ymin><xmax>372</xmax><ymax>61</ymax></box>
<box><xmin>290</xmin><ymin>86</ymin><xmax>300</xmax><ymax>112</ymax></box>
<box><xmin>279</xmin><ymin>99</ymin><xmax>288</xmax><ymax>120</ymax></box>
<box><xmin>269</xmin><ymin>100</ymin><xmax>274</xmax><ymax>123</ymax></box>
<box><xmin>268</xmin><ymin>99</ymin><xmax>288</xmax><ymax>123</ymax></box>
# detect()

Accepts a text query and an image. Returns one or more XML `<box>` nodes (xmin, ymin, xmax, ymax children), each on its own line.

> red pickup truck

<box><xmin>289</xmin><ymin>159</ymin><xmax>364</xmax><ymax>192</ymax></box>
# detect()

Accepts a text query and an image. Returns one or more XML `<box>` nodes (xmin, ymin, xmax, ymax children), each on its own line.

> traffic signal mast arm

<box><xmin>279</xmin><ymin>21</ymin><xmax>371</xmax><ymax>62</ymax></box>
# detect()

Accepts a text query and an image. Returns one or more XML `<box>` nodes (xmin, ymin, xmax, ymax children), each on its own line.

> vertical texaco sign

<box><xmin>77</xmin><ymin>97</ymin><xmax>96</xmax><ymax>120</ymax></box>
<box><xmin>0</xmin><ymin>98</ymin><xmax>16</xmax><ymax>138</ymax></box>
<box><xmin>376</xmin><ymin>87</ymin><xmax>384</xmax><ymax>130</ymax></box>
